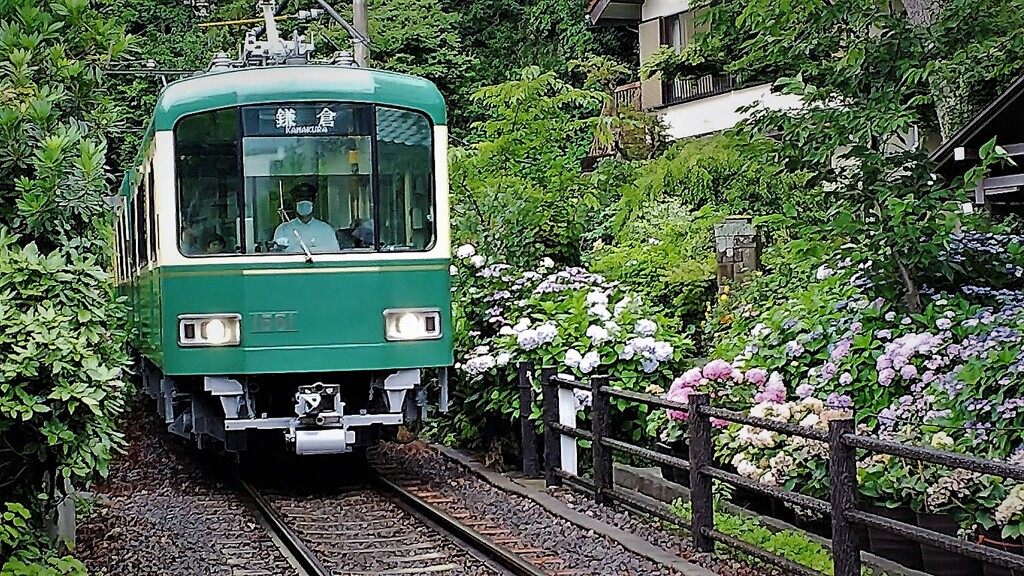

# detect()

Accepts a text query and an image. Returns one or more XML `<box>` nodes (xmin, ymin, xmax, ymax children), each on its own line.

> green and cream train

<box><xmin>112</xmin><ymin>60</ymin><xmax>454</xmax><ymax>454</ymax></box>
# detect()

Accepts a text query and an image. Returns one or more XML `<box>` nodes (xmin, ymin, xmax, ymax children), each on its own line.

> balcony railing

<box><xmin>662</xmin><ymin>74</ymin><xmax>738</xmax><ymax>106</ymax></box>
<box><xmin>612</xmin><ymin>82</ymin><xmax>641</xmax><ymax>111</ymax></box>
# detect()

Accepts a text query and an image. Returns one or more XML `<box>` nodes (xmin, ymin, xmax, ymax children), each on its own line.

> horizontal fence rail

<box><xmin>530</xmin><ymin>364</ymin><xmax>1024</xmax><ymax>576</ymax></box>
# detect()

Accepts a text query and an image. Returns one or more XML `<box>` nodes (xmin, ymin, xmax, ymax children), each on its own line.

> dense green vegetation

<box><xmin>0</xmin><ymin>0</ymin><xmax>131</xmax><ymax>573</ymax></box>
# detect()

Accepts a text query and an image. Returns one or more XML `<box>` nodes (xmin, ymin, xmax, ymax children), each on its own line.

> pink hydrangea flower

<box><xmin>746</xmin><ymin>368</ymin><xmax>768</xmax><ymax>386</ymax></box>
<box><xmin>680</xmin><ymin>367</ymin><xmax>703</xmax><ymax>387</ymax></box>
<box><xmin>666</xmin><ymin>384</ymin><xmax>692</xmax><ymax>421</ymax></box>
<box><xmin>754</xmin><ymin>372</ymin><xmax>787</xmax><ymax>404</ymax></box>
<box><xmin>702</xmin><ymin>359</ymin><xmax>734</xmax><ymax>381</ymax></box>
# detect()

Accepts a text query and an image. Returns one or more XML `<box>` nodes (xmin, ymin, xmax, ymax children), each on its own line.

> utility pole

<box><xmin>353</xmin><ymin>0</ymin><xmax>369</xmax><ymax>66</ymax></box>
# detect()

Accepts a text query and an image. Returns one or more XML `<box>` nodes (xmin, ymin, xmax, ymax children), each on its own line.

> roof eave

<box><xmin>586</xmin><ymin>0</ymin><xmax>642</xmax><ymax>27</ymax></box>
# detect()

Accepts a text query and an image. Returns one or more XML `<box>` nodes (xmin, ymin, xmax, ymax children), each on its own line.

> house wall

<box><xmin>641</xmin><ymin>0</ymin><xmax>688</xmax><ymax>21</ymax></box>
<box><xmin>657</xmin><ymin>84</ymin><xmax>803</xmax><ymax>139</ymax></box>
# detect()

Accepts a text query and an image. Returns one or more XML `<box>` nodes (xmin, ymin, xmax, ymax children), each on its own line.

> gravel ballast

<box><xmin>376</xmin><ymin>441</ymin><xmax>777</xmax><ymax>575</ymax></box>
<box><xmin>75</xmin><ymin>403</ymin><xmax>293</xmax><ymax>576</ymax></box>
<box><xmin>76</xmin><ymin>400</ymin><xmax>771</xmax><ymax>575</ymax></box>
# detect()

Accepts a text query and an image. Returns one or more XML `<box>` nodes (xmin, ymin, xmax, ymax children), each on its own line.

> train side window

<box><xmin>135</xmin><ymin>186</ymin><xmax>148</xmax><ymax>268</ymax></box>
<box><xmin>147</xmin><ymin>163</ymin><xmax>157</xmax><ymax>262</ymax></box>
<box><xmin>175</xmin><ymin>108</ymin><xmax>242</xmax><ymax>257</ymax></box>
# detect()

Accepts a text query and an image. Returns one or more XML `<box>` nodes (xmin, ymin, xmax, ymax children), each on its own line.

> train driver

<box><xmin>273</xmin><ymin>183</ymin><xmax>340</xmax><ymax>253</ymax></box>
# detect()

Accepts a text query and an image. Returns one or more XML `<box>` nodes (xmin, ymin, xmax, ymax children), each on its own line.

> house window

<box><xmin>660</xmin><ymin>10</ymin><xmax>697</xmax><ymax>53</ymax></box>
<box><xmin>664</xmin><ymin>14</ymin><xmax>683</xmax><ymax>51</ymax></box>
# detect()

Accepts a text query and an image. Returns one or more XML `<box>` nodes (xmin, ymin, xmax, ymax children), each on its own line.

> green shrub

<box><xmin>0</xmin><ymin>0</ymin><xmax>130</xmax><ymax>564</ymax></box>
<box><xmin>608</xmin><ymin>133</ymin><xmax>819</xmax><ymax>239</ymax></box>
<box><xmin>589</xmin><ymin>202</ymin><xmax>721</xmax><ymax>334</ymax></box>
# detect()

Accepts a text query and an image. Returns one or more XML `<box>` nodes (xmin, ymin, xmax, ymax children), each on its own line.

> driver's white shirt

<box><xmin>273</xmin><ymin>218</ymin><xmax>340</xmax><ymax>253</ymax></box>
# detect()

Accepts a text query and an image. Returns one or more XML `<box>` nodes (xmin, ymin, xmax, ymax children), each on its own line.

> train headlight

<box><xmin>178</xmin><ymin>314</ymin><xmax>241</xmax><ymax>347</ymax></box>
<box><xmin>383</xmin><ymin>308</ymin><xmax>442</xmax><ymax>341</ymax></box>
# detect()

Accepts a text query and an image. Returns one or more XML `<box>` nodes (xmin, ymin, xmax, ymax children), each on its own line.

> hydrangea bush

<box><xmin>438</xmin><ymin>244</ymin><xmax>695</xmax><ymax>452</ymax></box>
<box><xmin>656</xmin><ymin>239</ymin><xmax>1024</xmax><ymax>531</ymax></box>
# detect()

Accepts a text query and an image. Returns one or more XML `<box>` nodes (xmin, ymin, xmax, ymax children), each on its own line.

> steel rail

<box><xmin>236</xmin><ymin>476</ymin><xmax>332</xmax><ymax>576</ymax></box>
<box><xmin>371</xmin><ymin>472</ymin><xmax>550</xmax><ymax>576</ymax></box>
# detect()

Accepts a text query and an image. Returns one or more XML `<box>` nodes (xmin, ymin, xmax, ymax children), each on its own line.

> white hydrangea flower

<box><xmin>751</xmin><ymin>323</ymin><xmax>771</xmax><ymax>338</ymax></box>
<box><xmin>930</xmin><ymin>432</ymin><xmax>955</xmax><ymax>451</ymax></box>
<box><xmin>586</xmin><ymin>291</ymin><xmax>609</xmax><ymax>306</ymax></box>
<box><xmin>737</xmin><ymin>426</ymin><xmax>756</xmax><ymax>446</ymax></box>
<box><xmin>496</xmin><ymin>352</ymin><xmax>511</xmax><ymax>367</ymax></box>
<box><xmin>769</xmin><ymin>453</ymin><xmax>795</xmax><ymax>474</ymax></box>
<box><xmin>517</xmin><ymin>329</ymin><xmax>541</xmax><ymax>350</ymax></box>
<box><xmin>800</xmin><ymin>397</ymin><xmax>825</xmax><ymax>412</ymax></box>
<box><xmin>753</xmin><ymin>430</ymin><xmax>777</xmax><ymax>448</ymax></box>
<box><xmin>539</xmin><ymin>257</ymin><xmax>554</xmax><ymax>269</ymax></box>
<box><xmin>618</xmin><ymin>344</ymin><xmax>636</xmax><ymax>360</ymax></box>
<box><xmin>464</xmin><ymin>354</ymin><xmax>496</xmax><ymax>375</ymax></box>
<box><xmin>579</xmin><ymin>351</ymin><xmax>602</xmax><ymax>374</ymax></box>
<box><xmin>996</xmin><ymin>486</ymin><xmax>1024</xmax><ymax>525</ymax></box>
<box><xmin>470</xmin><ymin>254</ymin><xmax>486</xmax><ymax>268</ymax></box>
<box><xmin>564</xmin><ymin>349</ymin><xmax>583</xmax><ymax>369</ymax></box>
<box><xmin>513</xmin><ymin>318</ymin><xmax>532</xmax><ymax>333</ymax></box>
<box><xmin>499</xmin><ymin>325</ymin><xmax>515</xmax><ymax>336</ymax></box>
<box><xmin>799</xmin><ymin>414</ymin><xmax>821</xmax><ymax>428</ymax></box>
<box><xmin>536</xmin><ymin>322</ymin><xmax>558</xmax><ymax>344</ymax></box>
<box><xmin>449</xmin><ymin>265</ymin><xmax>458</xmax><ymax>276</ymax></box>
<box><xmin>604</xmin><ymin>321</ymin><xmax>620</xmax><ymax>334</ymax></box>
<box><xmin>585</xmin><ymin>325</ymin><xmax>610</xmax><ymax>344</ymax></box>
<box><xmin>589</xmin><ymin>305</ymin><xmax>612</xmax><ymax>321</ymax></box>
<box><xmin>634</xmin><ymin>319</ymin><xmax>657</xmax><ymax>337</ymax></box>
<box><xmin>573</xmin><ymin>389</ymin><xmax>593</xmax><ymax>410</ymax></box>
<box><xmin>630</xmin><ymin>337</ymin><xmax>656</xmax><ymax>353</ymax></box>
<box><xmin>651</xmin><ymin>341</ymin><xmax>673</xmax><ymax>362</ymax></box>
<box><xmin>736</xmin><ymin>459</ymin><xmax>760</xmax><ymax>478</ymax></box>
<box><xmin>456</xmin><ymin>244</ymin><xmax>476</xmax><ymax>259</ymax></box>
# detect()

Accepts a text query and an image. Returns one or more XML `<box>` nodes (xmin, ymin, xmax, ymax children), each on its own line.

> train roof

<box><xmin>153</xmin><ymin>65</ymin><xmax>447</xmax><ymax>128</ymax></box>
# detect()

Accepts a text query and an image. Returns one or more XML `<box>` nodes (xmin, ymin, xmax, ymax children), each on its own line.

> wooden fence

<box><xmin>518</xmin><ymin>363</ymin><xmax>1024</xmax><ymax>576</ymax></box>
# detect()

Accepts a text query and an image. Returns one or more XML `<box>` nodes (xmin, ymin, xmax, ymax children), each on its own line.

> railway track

<box><xmin>238</xmin><ymin>463</ymin><xmax>579</xmax><ymax>576</ymax></box>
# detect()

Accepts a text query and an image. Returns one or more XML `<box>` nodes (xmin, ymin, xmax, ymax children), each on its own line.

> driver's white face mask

<box><xmin>296</xmin><ymin>200</ymin><xmax>314</xmax><ymax>217</ymax></box>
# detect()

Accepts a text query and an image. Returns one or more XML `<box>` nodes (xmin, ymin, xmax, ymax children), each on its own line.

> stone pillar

<box><xmin>714</xmin><ymin>216</ymin><xmax>760</xmax><ymax>287</ymax></box>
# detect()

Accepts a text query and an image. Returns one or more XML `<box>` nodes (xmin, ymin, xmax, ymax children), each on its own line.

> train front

<box><xmin>153</xmin><ymin>68</ymin><xmax>453</xmax><ymax>455</ymax></box>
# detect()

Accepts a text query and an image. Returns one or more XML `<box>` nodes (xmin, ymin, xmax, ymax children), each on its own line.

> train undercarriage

<box><xmin>139</xmin><ymin>360</ymin><xmax>444</xmax><ymax>455</ymax></box>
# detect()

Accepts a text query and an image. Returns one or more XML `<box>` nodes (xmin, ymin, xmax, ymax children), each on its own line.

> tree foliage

<box><xmin>443</xmin><ymin>0</ymin><xmax>636</xmax><ymax>90</ymax></box>
<box><xmin>0</xmin><ymin>0</ymin><xmax>130</xmax><ymax>568</ymax></box>
<box><xmin>644</xmin><ymin>0</ymin><xmax>1020</xmax><ymax>312</ymax></box>
<box><xmin>105</xmin><ymin>0</ymin><xmax>211</xmax><ymax>171</ymax></box>
<box><xmin>450</xmin><ymin>67</ymin><xmax>607</xmax><ymax>267</ymax></box>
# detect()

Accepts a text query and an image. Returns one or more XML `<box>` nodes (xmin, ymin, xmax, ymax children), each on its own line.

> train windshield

<box><xmin>175</xmin><ymin>103</ymin><xmax>435</xmax><ymax>256</ymax></box>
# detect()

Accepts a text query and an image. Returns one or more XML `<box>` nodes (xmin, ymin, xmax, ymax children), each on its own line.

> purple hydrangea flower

<box><xmin>827</xmin><ymin>393</ymin><xmax>853</xmax><ymax>409</ymax></box>
<box><xmin>796</xmin><ymin>384</ymin><xmax>816</xmax><ymax>398</ymax></box>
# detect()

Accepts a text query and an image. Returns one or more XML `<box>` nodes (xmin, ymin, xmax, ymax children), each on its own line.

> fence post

<box><xmin>828</xmin><ymin>416</ymin><xmax>861</xmax><ymax>576</ymax></box>
<box><xmin>541</xmin><ymin>366</ymin><xmax>561</xmax><ymax>487</ymax></box>
<box><xmin>590</xmin><ymin>375</ymin><xmax>612</xmax><ymax>505</ymax></box>
<box><xmin>688</xmin><ymin>392</ymin><xmax>714</xmax><ymax>553</ymax></box>
<box><xmin>518</xmin><ymin>362</ymin><xmax>541</xmax><ymax>478</ymax></box>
